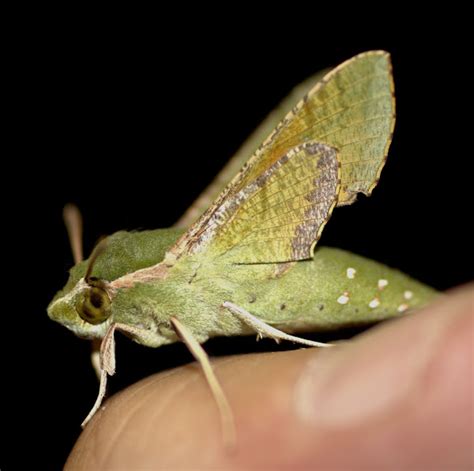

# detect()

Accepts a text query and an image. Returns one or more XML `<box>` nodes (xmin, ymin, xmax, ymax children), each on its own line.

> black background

<box><xmin>3</xmin><ymin>10</ymin><xmax>472</xmax><ymax>470</ymax></box>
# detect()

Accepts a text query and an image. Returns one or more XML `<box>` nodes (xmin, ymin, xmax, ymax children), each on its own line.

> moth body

<box><xmin>48</xmin><ymin>228</ymin><xmax>435</xmax><ymax>347</ymax></box>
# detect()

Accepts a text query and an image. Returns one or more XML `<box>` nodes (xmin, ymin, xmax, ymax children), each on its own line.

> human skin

<box><xmin>66</xmin><ymin>284</ymin><xmax>473</xmax><ymax>469</ymax></box>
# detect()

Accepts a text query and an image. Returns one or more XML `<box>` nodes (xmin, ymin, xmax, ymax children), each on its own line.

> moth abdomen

<box><xmin>223</xmin><ymin>246</ymin><xmax>436</xmax><ymax>335</ymax></box>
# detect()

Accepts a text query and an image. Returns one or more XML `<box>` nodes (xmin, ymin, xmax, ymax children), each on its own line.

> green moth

<box><xmin>48</xmin><ymin>51</ymin><xmax>436</xmax><ymax>445</ymax></box>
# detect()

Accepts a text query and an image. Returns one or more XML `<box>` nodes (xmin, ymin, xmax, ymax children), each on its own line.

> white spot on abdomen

<box><xmin>398</xmin><ymin>303</ymin><xmax>409</xmax><ymax>313</ymax></box>
<box><xmin>404</xmin><ymin>290</ymin><xmax>413</xmax><ymax>300</ymax></box>
<box><xmin>378</xmin><ymin>279</ymin><xmax>388</xmax><ymax>290</ymax></box>
<box><xmin>369</xmin><ymin>298</ymin><xmax>380</xmax><ymax>309</ymax></box>
<box><xmin>346</xmin><ymin>268</ymin><xmax>356</xmax><ymax>279</ymax></box>
<box><xmin>337</xmin><ymin>292</ymin><xmax>350</xmax><ymax>305</ymax></box>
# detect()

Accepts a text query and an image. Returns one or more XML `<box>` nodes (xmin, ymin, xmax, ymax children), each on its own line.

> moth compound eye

<box><xmin>76</xmin><ymin>287</ymin><xmax>111</xmax><ymax>325</ymax></box>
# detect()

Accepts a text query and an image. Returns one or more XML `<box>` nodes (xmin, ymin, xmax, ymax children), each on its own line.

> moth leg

<box><xmin>90</xmin><ymin>339</ymin><xmax>101</xmax><ymax>380</ymax></box>
<box><xmin>170</xmin><ymin>317</ymin><xmax>236</xmax><ymax>448</ymax></box>
<box><xmin>223</xmin><ymin>301</ymin><xmax>333</xmax><ymax>348</ymax></box>
<box><xmin>81</xmin><ymin>322</ymin><xmax>144</xmax><ymax>428</ymax></box>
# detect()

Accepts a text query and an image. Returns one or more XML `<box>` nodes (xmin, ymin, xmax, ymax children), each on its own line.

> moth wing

<box><xmin>171</xmin><ymin>142</ymin><xmax>340</xmax><ymax>263</ymax></box>
<box><xmin>169</xmin><ymin>51</ymin><xmax>393</xmax><ymax>262</ymax></box>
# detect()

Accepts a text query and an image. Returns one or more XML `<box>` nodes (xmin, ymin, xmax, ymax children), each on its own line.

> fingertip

<box><xmin>66</xmin><ymin>284</ymin><xmax>473</xmax><ymax>469</ymax></box>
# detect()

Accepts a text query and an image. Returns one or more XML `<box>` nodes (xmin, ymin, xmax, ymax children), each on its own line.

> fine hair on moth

<box><xmin>48</xmin><ymin>50</ymin><xmax>437</xmax><ymax>447</ymax></box>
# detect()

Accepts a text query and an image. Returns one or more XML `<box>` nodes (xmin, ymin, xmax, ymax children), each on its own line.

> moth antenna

<box><xmin>85</xmin><ymin>238</ymin><xmax>108</xmax><ymax>284</ymax></box>
<box><xmin>63</xmin><ymin>203</ymin><xmax>84</xmax><ymax>264</ymax></box>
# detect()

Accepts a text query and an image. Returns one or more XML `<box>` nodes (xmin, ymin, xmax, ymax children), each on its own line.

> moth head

<box><xmin>47</xmin><ymin>206</ymin><xmax>113</xmax><ymax>338</ymax></box>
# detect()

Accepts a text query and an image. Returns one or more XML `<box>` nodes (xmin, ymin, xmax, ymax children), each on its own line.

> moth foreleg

<box><xmin>81</xmin><ymin>325</ymin><xmax>116</xmax><ymax>428</ymax></box>
<box><xmin>223</xmin><ymin>301</ymin><xmax>333</xmax><ymax>348</ymax></box>
<box><xmin>170</xmin><ymin>317</ymin><xmax>236</xmax><ymax>448</ymax></box>
<box><xmin>81</xmin><ymin>323</ymin><xmax>144</xmax><ymax>428</ymax></box>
